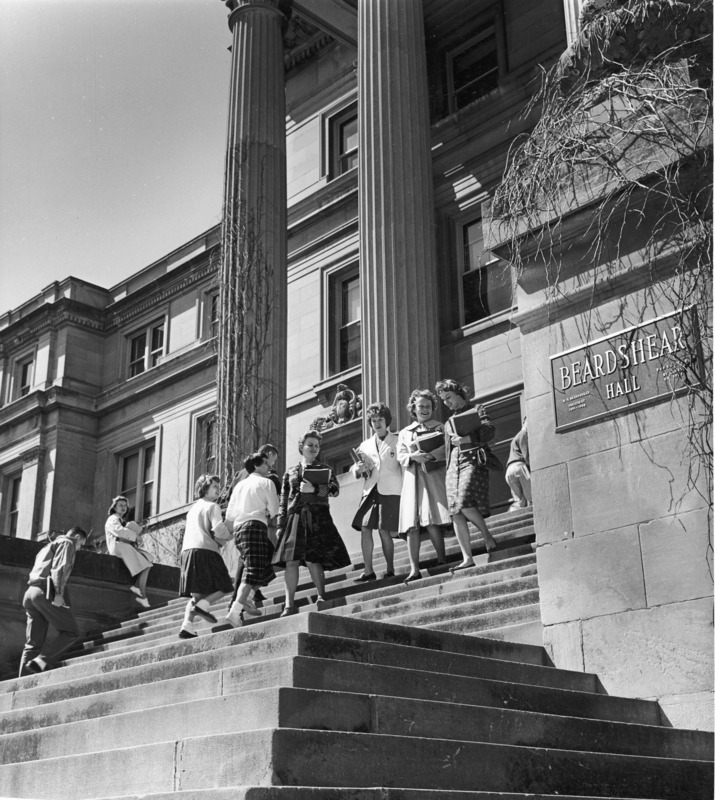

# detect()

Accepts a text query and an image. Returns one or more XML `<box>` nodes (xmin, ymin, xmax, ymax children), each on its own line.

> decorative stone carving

<box><xmin>310</xmin><ymin>383</ymin><xmax>362</xmax><ymax>432</ymax></box>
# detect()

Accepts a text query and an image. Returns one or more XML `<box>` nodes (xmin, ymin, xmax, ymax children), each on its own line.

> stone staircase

<box><xmin>0</xmin><ymin>508</ymin><xmax>712</xmax><ymax>799</ymax></box>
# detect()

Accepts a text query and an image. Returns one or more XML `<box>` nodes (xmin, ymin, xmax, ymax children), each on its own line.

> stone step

<box><xmin>333</xmin><ymin>572</ymin><xmax>539</xmax><ymax>620</ymax></box>
<box><xmin>108</xmin><ymin>790</ymin><xmax>662</xmax><ymax>800</ymax></box>
<box><xmin>0</xmin><ymin>727</ymin><xmax>709</xmax><ymax>799</ymax></box>
<box><xmin>1</xmin><ymin>647</ymin><xmax>666</xmax><ymax>738</ymax></box>
<box><xmin>71</xmin><ymin>546</ymin><xmax>539</xmax><ymax>656</ymax></box>
<box><xmin>1</xmin><ymin>630</ymin><xmax>601</xmax><ymax>734</ymax></box>
<box><xmin>0</xmin><ymin>614</ymin><xmax>556</xmax><ymax>705</ymax></box>
<box><xmin>74</xmin><ymin>558</ymin><xmax>539</xmax><ymax>660</ymax></box>
<box><xmin>1</xmin><ymin>683</ymin><xmax>710</xmax><ymax>767</ymax></box>
<box><xmin>351</xmin><ymin>585</ymin><xmax>540</xmax><ymax>627</ymax></box>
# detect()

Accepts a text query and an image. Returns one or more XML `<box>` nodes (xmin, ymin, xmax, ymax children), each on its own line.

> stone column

<box><xmin>358</xmin><ymin>0</ymin><xmax>440</xmax><ymax>430</ymax></box>
<box><xmin>217</xmin><ymin>0</ymin><xmax>289</xmax><ymax>480</ymax></box>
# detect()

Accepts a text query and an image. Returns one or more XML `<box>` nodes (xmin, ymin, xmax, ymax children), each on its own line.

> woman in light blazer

<box><xmin>350</xmin><ymin>402</ymin><xmax>403</xmax><ymax>581</ymax></box>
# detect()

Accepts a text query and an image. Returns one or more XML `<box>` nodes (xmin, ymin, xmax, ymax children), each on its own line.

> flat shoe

<box><xmin>191</xmin><ymin>601</ymin><xmax>217</xmax><ymax>624</ymax></box>
<box><xmin>280</xmin><ymin>606</ymin><xmax>298</xmax><ymax>617</ymax></box>
<box><xmin>135</xmin><ymin>595</ymin><xmax>150</xmax><ymax>608</ymax></box>
<box><xmin>130</xmin><ymin>586</ymin><xmax>143</xmax><ymax>596</ymax></box>
<box><xmin>403</xmin><ymin>571</ymin><xmax>421</xmax><ymax>585</ymax></box>
<box><xmin>383</xmin><ymin>571</ymin><xmax>395</xmax><ymax>578</ymax></box>
<box><xmin>241</xmin><ymin>599</ymin><xmax>262</xmax><ymax>617</ymax></box>
<box><xmin>178</xmin><ymin>628</ymin><xmax>197</xmax><ymax>640</ymax></box>
<box><xmin>26</xmin><ymin>658</ymin><xmax>47</xmax><ymax>674</ymax></box>
<box><xmin>253</xmin><ymin>589</ymin><xmax>265</xmax><ymax>602</ymax></box>
<box><xmin>450</xmin><ymin>561</ymin><xmax>475</xmax><ymax>573</ymax></box>
<box><xmin>354</xmin><ymin>572</ymin><xmax>376</xmax><ymax>583</ymax></box>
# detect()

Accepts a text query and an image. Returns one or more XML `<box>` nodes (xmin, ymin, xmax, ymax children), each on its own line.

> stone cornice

<box><xmin>106</xmin><ymin>258</ymin><xmax>218</xmax><ymax>330</ymax></box>
<box><xmin>0</xmin><ymin>300</ymin><xmax>106</xmax><ymax>351</ymax></box>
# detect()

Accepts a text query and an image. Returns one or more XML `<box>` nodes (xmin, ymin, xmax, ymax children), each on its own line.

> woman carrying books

<box><xmin>349</xmin><ymin>402</ymin><xmax>403</xmax><ymax>581</ymax></box>
<box><xmin>436</xmin><ymin>379</ymin><xmax>498</xmax><ymax>569</ymax></box>
<box><xmin>396</xmin><ymin>389</ymin><xmax>450</xmax><ymax>583</ymax></box>
<box><xmin>272</xmin><ymin>430</ymin><xmax>350</xmax><ymax>616</ymax></box>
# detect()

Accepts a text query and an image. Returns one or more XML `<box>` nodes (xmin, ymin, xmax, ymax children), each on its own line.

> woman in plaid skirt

<box><xmin>212</xmin><ymin>452</ymin><xmax>280</xmax><ymax>631</ymax></box>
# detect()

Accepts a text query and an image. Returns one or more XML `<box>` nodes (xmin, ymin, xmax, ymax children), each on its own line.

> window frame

<box><xmin>127</xmin><ymin>318</ymin><xmax>166</xmax><ymax>378</ymax></box>
<box><xmin>445</xmin><ymin>8</ymin><xmax>507</xmax><ymax>115</ymax></box>
<box><xmin>456</xmin><ymin>214</ymin><xmax>514</xmax><ymax>328</ymax></box>
<box><xmin>325</xmin><ymin>262</ymin><xmax>361</xmax><ymax>378</ymax></box>
<box><xmin>326</xmin><ymin>101</ymin><xmax>358</xmax><ymax>181</ymax></box>
<box><xmin>193</xmin><ymin>411</ymin><xmax>217</xmax><ymax>490</ymax></box>
<box><xmin>118</xmin><ymin>441</ymin><xmax>157</xmax><ymax>522</ymax></box>
<box><xmin>3</xmin><ymin>472</ymin><xmax>22</xmax><ymax>538</ymax></box>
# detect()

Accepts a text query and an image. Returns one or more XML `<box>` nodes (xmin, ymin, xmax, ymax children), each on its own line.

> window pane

<box><xmin>342</xmin><ymin>276</ymin><xmax>361</xmax><ymax>324</ymax></box>
<box><xmin>121</xmin><ymin>453</ymin><xmax>139</xmax><ymax>496</ymax></box>
<box><xmin>463</xmin><ymin>220</ymin><xmax>487</xmax><ymax>270</ymax></box>
<box><xmin>19</xmin><ymin>360</ymin><xmax>33</xmax><ymax>396</ymax></box>
<box><xmin>129</xmin><ymin>333</ymin><xmax>146</xmax><ymax>377</ymax></box>
<box><xmin>450</xmin><ymin>22</ymin><xmax>500</xmax><ymax>111</ymax></box>
<box><xmin>150</xmin><ymin>324</ymin><xmax>164</xmax><ymax>367</ymax></box>
<box><xmin>340</xmin><ymin>117</ymin><xmax>358</xmax><ymax>156</ymax></box>
<box><xmin>463</xmin><ymin>263</ymin><xmax>512</xmax><ymax>324</ymax></box>
<box><xmin>143</xmin><ymin>445</ymin><xmax>155</xmax><ymax>484</ymax></box>
<box><xmin>8</xmin><ymin>476</ymin><xmax>21</xmax><ymax>537</ymax></box>
<box><xmin>340</xmin><ymin>320</ymin><xmax>361</xmax><ymax>371</ymax></box>
<box><xmin>210</xmin><ymin>294</ymin><xmax>219</xmax><ymax>337</ymax></box>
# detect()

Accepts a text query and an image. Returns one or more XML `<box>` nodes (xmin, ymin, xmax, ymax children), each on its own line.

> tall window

<box><xmin>10</xmin><ymin>355</ymin><xmax>35</xmax><ymax>401</ymax></box>
<box><xmin>7</xmin><ymin>474</ymin><xmax>21</xmax><ymax>537</ymax></box>
<box><xmin>128</xmin><ymin>320</ymin><xmax>165</xmax><ymax>377</ymax></box>
<box><xmin>120</xmin><ymin>443</ymin><xmax>155</xmax><ymax>521</ymax></box>
<box><xmin>329</xmin><ymin>103</ymin><xmax>358</xmax><ymax>178</ymax></box>
<box><xmin>209</xmin><ymin>293</ymin><xmax>220</xmax><ymax>339</ymax></box>
<box><xmin>446</xmin><ymin>13</ymin><xmax>505</xmax><ymax>113</ymax></box>
<box><xmin>460</xmin><ymin>218</ymin><xmax>512</xmax><ymax>325</ymax></box>
<box><xmin>329</xmin><ymin>267</ymin><xmax>361</xmax><ymax>375</ymax></box>
<box><xmin>194</xmin><ymin>413</ymin><xmax>217</xmax><ymax>485</ymax></box>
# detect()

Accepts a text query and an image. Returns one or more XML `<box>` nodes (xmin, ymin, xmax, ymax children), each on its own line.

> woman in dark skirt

<box><xmin>436</xmin><ymin>379</ymin><xmax>498</xmax><ymax>570</ymax></box>
<box><xmin>273</xmin><ymin>430</ymin><xmax>350</xmax><ymax>616</ymax></box>
<box><xmin>178</xmin><ymin>474</ymin><xmax>234</xmax><ymax>639</ymax></box>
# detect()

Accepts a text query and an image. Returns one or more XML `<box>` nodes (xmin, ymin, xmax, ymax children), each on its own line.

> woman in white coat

<box><xmin>350</xmin><ymin>402</ymin><xmax>403</xmax><ymax>581</ymax></box>
<box><xmin>105</xmin><ymin>496</ymin><xmax>153</xmax><ymax>608</ymax></box>
<box><xmin>397</xmin><ymin>389</ymin><xmax>450</xmax><ymax>583</ymax></box>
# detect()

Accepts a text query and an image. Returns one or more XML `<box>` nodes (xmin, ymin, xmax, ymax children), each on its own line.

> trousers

<box><xmin>19</xmin><ymin>585</ymin><xmax>80</xmax><ymax>677</ymax></box>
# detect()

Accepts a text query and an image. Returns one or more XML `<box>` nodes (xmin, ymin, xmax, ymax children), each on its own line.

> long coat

<box><xmin>396</xmin><ymin>421</ymin><xmax>451</xmax><ymax>534</ymax></box>
<box><xmin>105</xmin><ymin>514</ymin><xmax>153</xmax><ymax>577</ymax></box>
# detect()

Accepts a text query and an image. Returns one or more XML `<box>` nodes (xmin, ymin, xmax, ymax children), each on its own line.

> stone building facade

<box><xmin>0</xmin><ymin>0</ymin><xmax>711</xmax><ymax>729</ymax></box>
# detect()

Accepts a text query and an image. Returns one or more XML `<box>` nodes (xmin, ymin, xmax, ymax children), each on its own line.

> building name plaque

<box><xmin>550</xmin><ymin>307</ymin><xmax>701</xmax><ymax>432</ymax></box>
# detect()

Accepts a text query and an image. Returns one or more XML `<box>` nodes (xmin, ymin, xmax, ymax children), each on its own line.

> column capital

<box><xmin>222</xmin><ymin>0</ymin><xmax>291</xmax><ymax>32</ymax></box>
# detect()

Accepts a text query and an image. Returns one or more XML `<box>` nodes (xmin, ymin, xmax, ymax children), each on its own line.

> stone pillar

<box><xmin>217</xmin><ymin>0</ymin><xmax>289</xmax><ymax>480</ymax></box>
<box><xmin>358</xmin><ymin>0</ymin><xmax>440</xmax><ymax>430</ymax></box>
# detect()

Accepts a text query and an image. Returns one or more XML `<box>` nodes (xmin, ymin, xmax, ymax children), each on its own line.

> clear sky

<box><xmin>0</xmin><ymin>0</ymin><xmax>233</xmax><ymax>316</ymax></box>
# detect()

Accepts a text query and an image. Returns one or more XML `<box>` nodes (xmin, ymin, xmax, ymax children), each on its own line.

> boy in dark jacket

<box><xmin>19</xmin><ymin>526</ymin><xmax>87</xmax><ymax>677</ymax></box>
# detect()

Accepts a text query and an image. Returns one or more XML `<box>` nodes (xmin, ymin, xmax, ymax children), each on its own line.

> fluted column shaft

<box><xmin>358</xmin><ymin>0</ymin><xmax>440</xmax><ymax>430</ymax></box>
<box><xmin>217</xmin><ymin>0</ymin><xmax>288</xmax><ymax>481</ymax></box>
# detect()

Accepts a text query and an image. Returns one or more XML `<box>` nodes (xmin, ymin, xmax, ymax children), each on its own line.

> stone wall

<box><xmin>0</xmin><ymin>536</ymin><xmax>179</xmax><ymax>678</ymax></box>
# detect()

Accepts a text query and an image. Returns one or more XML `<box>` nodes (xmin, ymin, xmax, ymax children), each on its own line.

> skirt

<box><xmin>351</xmin><ymin>487</ymin><xmax>400</xmax><ymax>533</ymax></box>
<box><xmin>179</xmin><ymin>548</ymin><xmax>234</xmax><ymax>597</ymax></box>
<box><xmin>235</xmin><ymin>519</ymin><xmax>276</xmax><ymax>588</ymax></box>
<box><xmin>273</xmin><ymin>503</ymin><xmax>351</xmax><ymax>571</ymax></box>
<box><xmin>446</xmin><ymin>448</ymin><xmax>491</xmax><ymax>517</ymax></box>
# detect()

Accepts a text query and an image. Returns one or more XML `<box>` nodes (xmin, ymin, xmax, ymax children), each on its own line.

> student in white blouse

<box><xmin>350</xmin><ymin>402</ymin><xmax>403</xmax><ymax>581</ymax></box>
